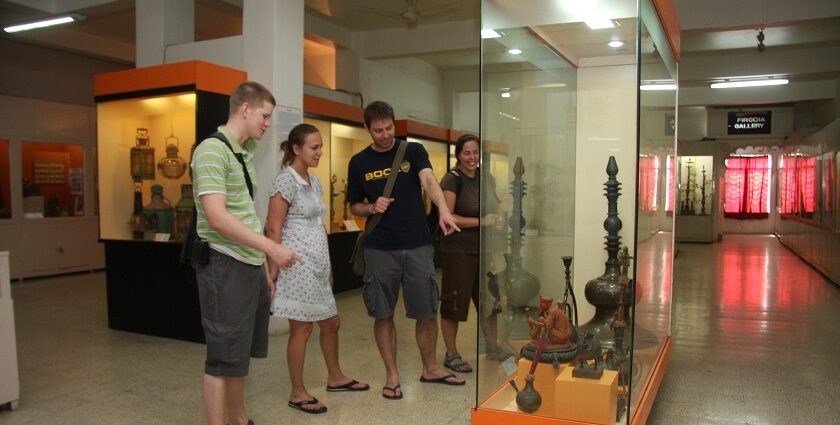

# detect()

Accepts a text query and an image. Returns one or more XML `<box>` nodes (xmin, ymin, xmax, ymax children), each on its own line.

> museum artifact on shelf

<box><xmin>578</xmin><ymin>156</ymin><xmax>633</xmax><ymax>349</ymax></box>
<box><xmin>521</xmin><ymin>296</ymin><xmax>578</xmax><ymax>364</ymax></box>
<box><xmin>156</xmin><ymin>120</ymin><xmax>188</xmax><ymax>179</ymax></box>
<box><xmin>174</xmin><ymin>184</ymin><xmax>194</xmax><ymax>241</ymax></box>
<box><xmin>130</xmin><ymin>128</ymin><xmax>156</xmax><ymax>181</ymax></box>
<box><xmin>487</xmin><ymin>157</ymin><xmax>541</xmax><ymax>340</ymax></box>
<box><xmin>143</xmin><ymin>184</ymin><xmax>174</xmax><ymax>239</ymax></box>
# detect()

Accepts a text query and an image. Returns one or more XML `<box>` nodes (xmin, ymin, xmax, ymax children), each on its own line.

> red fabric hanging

<box><xmin>666</xmin><ymin>155</ymin><xmax>675</xmax><ymax>212</ymax></box>
<box><xmin>638</xmin><ymin>156</ymin><xmax>658</xmax><ymax>212</ymax></box>
<box><xmin>724</xmin><ymin>155</ymin><xmax>770</xmax><ymax>219</ymax></box>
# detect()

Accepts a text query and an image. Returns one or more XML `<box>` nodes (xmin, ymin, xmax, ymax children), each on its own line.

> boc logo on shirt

<box><xmin>364</xmin><ymin>160</ymin><xmax>411</xmax><ymax>181</ymax></box>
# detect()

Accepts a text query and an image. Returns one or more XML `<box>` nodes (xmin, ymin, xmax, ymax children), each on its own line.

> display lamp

<box><xmin>157</xmin><ymin>115</ymin><xmax>187</xmax><ymax>179</ymax></box>
<box><xmin>130</xmin><ymin>128</ymin><xmax>156</xmax><ymax>181</ymax></box>
<box><xmin>157</xmin><ymin>135</ymin><xmax>187</xmax><ymax>179</ymax></box>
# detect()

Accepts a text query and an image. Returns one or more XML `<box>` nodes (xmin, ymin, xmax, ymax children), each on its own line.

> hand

<box><xmin>267</xmin><ymin>242</ymin><xmax>303</xmax><ymax>270</ymax></box>
<box><xmin>438</xmin><ymin>210</ymin><xmax>461</xmax><ymax>236</ymax></box>
<box><xmin>483</xmin><ymin>213</ymin><xmax>504</xmax><ymax>230</ymax></box>
<box><xmin>371</xmin><ymin>196</ymin><xmax>394</xmax><ymax>215</ymax></box>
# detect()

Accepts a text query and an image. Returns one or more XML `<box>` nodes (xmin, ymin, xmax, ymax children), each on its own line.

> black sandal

<box><xmin>288</xmin><ymin>398</ymin><xmax>327</xmax><ymax>414</ymax></box>
<box><xmin>444</xmin><ymin>353</ymin><xmax>473</xmax><ymax>373</ymax></box>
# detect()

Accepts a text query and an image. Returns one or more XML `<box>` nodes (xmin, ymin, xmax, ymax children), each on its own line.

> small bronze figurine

<box><xmin>572</xmin><ymin>332</ymin><xmax>605</xmax><ymax>379</ymax></box>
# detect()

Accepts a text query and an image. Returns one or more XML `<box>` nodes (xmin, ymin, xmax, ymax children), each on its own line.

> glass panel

<box><xmin>21</xmin><ymin>141</ymin><xmax>85</xmax><ymax>218</ymax></box>
<box><xmin>97</xmin><ymin>93</ymin><xmax>196</xmax><ymax>240</ymax></box>
<box><xmin>819</xmin><ymin>152</ymin><xmax>835</xmax><ymax>226</ymax></box>
<box><xmin>408</xmin><ymin>137</ymin><xmax>448</xmax><ymax>213</ymax></box>
<box><xmin>0</xmin><ymin>140</ymin><xmax>10</xmax><ymax>218</ymax></box>
<box><xmin>327</xmin><ymin>122</ymin><xmax>370</xmax><ymax>233</ymax></box>
<box><xmin>676</xmin><ymin>156</ymin><xmax>713</xmax><ymax>215</ymax></box>
<box><xmin>631</xmin><ymin>1</ymin><xmax>676</xmax><ymax>423</ymax></box>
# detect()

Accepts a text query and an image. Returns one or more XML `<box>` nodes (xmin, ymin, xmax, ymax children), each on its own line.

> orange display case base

<box><xmin>472</xmin><ymin>337</ymin><xmax>671</xmax><ymax>425</ymax></box>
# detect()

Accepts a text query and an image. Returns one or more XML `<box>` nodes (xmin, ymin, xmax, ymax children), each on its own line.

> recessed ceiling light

<box><xmin>4</xmin><ymin>13</ymin><xmax>85</xmax><ymax>33</ymax></box>
<box><xmin>710</xmin><ymin>78</ymin><xmax>789</xmax><ymax>89</ymax></box>
<box><xmin>501</xmin><ymin>92</ymin><xmax>511</xmax><ymax>98</ymax></box>
<box><xmin>585</xmin><ymin>18</ymin><xmax>614</xmax><ymax>30</ymax></box>
<box><xmin>640</xmin><ymin>84</ymin><xmax>677</xmax><ymax>91</ymax></box>
<box><xmin>481</xmin><ymin>29</ymin><xmax>501</xmax><ymax>39</ymax></box>
<box><xmin>608</xmin><ymin>40</ymin><xmax>625</xmax><ymax>48</ymax></box>
<box><xmin>507</xmin><ymin>48</ymin><xmax>522</xmax><ymax>55</ymax></box>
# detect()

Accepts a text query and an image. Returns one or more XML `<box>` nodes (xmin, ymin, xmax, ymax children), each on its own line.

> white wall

<box><xmin>0</xmin><ymin>38</ymin><xmax>129</xmax><ymax>106</ymax></box>
<box><xmin>0</xmin><ymin>96</ymin><xmax>104</xmax><ymax>279</ymax></box>
<box><xmin>573</xmin><ymin>64</ymin><xmax>638</xmax><ymax>323</ymax></box>
<box><xmin>359</xmin><ymin>57</ymin><xmax>445</xmax><ymax>125</ymax></box>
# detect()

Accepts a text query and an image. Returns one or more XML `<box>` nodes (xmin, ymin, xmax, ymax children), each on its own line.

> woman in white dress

<box><xmin>266</xmin><ymin>124</ymin><xmax>369</xmax><ymax>414</ymax></box>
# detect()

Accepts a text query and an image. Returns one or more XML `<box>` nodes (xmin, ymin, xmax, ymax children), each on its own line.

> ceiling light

<box><xmin>507</xmin><ymin>48</ymin><xmax>522</xmax><ymax>55</ymax></box>
<box><xmin>710</xmin><ymin>78</ymin><xmax>789</xmax><ymax>89</ymax></box>
<box><xmin>481</xmin><ymin>29</ymin><xmax>501</xmax><ymax>39</ymax></box>
<box><xmin>640</xmin><ymin>84</ymin><xmax>677</xmax><ymax>91</ymax></box>
<box><xmin>608</xmin><ymin>40</ymin><xmax>625</xmax><ymax>48</ymax></box>
<box><xmin>501</xmin><ymin>92</ymin><xmax>511</xmax><ymax>98</ymax></box>
<box><xmin>585</xmin><ymin>18</ymin><xmax>614</xmax><ymax>29</ymax></box>
<box><xmin>4</xmin><ymin>13</ymin><xmax>85</xmax><ymax>33</ymax></box>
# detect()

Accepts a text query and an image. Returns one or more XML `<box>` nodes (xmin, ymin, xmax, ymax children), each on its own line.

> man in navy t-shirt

<box><xmin>347</xmin><ymin>101</ymin><xmax>465</xmax><ymax>399</ymax></box>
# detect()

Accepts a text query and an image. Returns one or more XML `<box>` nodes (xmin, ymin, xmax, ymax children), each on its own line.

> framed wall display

<box><xmin>33</xmin><ymin>161</ymin><xmax>66</xmax><ymax>184</ymax></box>
<box><xmin>21</xmin><ymin>142</ymin><xmax>84</xmax><ymax>218</ymax></box>
<box><xmin>70</xmin><ymin>168</ymin><xmax>84</xmax><ymax>195</ymax></box>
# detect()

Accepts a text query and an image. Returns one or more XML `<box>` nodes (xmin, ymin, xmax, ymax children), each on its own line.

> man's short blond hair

<box><xmin>229</xmin><ymin>81</ymin><xmax>276</xmax><ymax>116</ymax></box>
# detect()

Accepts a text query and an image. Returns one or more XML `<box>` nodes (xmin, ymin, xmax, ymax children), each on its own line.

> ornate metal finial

<box><xmin>509</xmin><ymin>156</ymin><xmax>528</xmax><ymax>260</ymax></box>
<box><xmin>603</xmin><ymin>156</ymin><xmax>622</xmax><ymax>276</ymax></box>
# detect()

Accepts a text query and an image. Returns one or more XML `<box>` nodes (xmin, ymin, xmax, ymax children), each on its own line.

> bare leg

<box><xmin>374</xmin><ymin>316</ymin><xmax>401</xmax><ymax>397</ymax></box>
<box><xmin>203</xmin><ymin>374</ymin><xmax>226</xmax><ymax>425</ymax></box>
<box><xmin>417</xmin><ymin>318</ymin><xmax>464</xmax><ymax>383</ymax></box>
<box><xmin>225</xmin><ymin>377</ymin><xmax>247</xmax><ymax>425</ymax></box>
<box><xmin>319</xmin><ymin>315</ymin><xmax>368</xmax><ymax>389</ymax></box>
<box><xmin>440</xmin><ymin>318</ymin><xmax>459</xmax><ymax>355</ymax></box>
<box><xmin>288</xmin><ymin>320</ymin><xmax>325</xmax><ymax>411</ymax></box>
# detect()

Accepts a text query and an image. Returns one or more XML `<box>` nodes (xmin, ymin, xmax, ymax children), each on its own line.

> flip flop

<box><xmin>326</xmin><ymin>379</ymin><xmax>370</xmax><ymax>392</ymax></box>
<box><xmin>382</xmin><ymin>384</ymin><xmax>403</xmax><ymax>400</ymax></box>
<box><xmin>288</xmin><ymin>398</ymin><xmax>327</xmax><ymax>414</ymax></box>
<box><xmin>419</xmin><ymin>373</ymin><xmax>466</xmax><ymax>386</ymax></box>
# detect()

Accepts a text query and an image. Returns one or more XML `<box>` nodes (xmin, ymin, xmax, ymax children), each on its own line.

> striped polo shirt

<box><xmin>191</xmin><ymin>126</ymin><xmax>265</xmax><ymax>265</ymax></box>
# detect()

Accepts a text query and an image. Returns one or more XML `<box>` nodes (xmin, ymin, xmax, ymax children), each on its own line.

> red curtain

<box><xmin>724</xmin><ymin>155</ymin><xmax>770</xmax><ymax>219</ymax></box>
<box><xmin>823</xmin><ymin>155</ymin><xmax>835</xmax><ymax>216</ymax></box>
<box><xmin>638</xmin><ymin>156</ymin><xmax>658</xmax><ymax>212</ymax></box>
<box><xmin>665</xmin><ymin>155</ymin><xmax>675</xmax><ymax>212</ymax></box>
<box><xmin>779</xmin><ymin>155</ymin><xmax>815</xmax><ymax>217</ymax></box>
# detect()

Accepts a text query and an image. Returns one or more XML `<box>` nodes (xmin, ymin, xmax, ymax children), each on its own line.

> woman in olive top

<box><xmin>438</xmin><ymin>134</ymin><xmax>509</xmax><ymax>373</ymax></box>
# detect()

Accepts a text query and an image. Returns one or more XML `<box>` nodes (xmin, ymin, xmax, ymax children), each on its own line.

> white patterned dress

<box><xmin>269</xmin><ymin>166</ymin><xmax>337</xmax><ymax>322</ymax></box>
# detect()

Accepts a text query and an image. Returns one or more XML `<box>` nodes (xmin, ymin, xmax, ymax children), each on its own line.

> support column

<box><xmin>243</xmin><ymin>0</ymin><xmax>304</xmax><ymax>335</ymax></box>
<box><xmin>135</xmin><ymin>0</ymin><xmax>194</xmax><ymax>67</ymax></box>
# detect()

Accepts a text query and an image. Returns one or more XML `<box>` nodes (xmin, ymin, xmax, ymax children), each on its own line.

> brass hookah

<box><xmin>577</xmin><ymin>156</ymin><xmax>633</xmax><ymax>349</ymax></box>
<box><xmin>487</xmin><ymin>157</ymin><xmax>541</xmax><ymax>340</ymax></box>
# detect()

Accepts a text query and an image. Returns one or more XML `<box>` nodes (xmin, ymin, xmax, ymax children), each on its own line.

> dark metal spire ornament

<box><xmin>578</xmin><ymin>156</ymin><xmax>633</xmax><ymax>348</ymax></box>
<box><xmin>488</xmin><ymin>157</ymin><xmax>540</xmax><ymax>339</ymax></box>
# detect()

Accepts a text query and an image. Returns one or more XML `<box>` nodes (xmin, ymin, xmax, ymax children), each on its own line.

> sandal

<box><xmin>288</xmin><ymin>398</ymin><xmax>327</xmax><ymax>414</ymax></box>
<box><xmin>443</xmin><ymin>353</ymin><xmax>473</xmax><ymax>373</ymax></box>
<box><xmin>485</xmin><ymin>346</ymin><xmax>514</xmax><ymax>361</ymax></box>
<box><xmin>382</xmin><ymin>384</ymin><xmax>403</xmax><ymax>400</ymax></box>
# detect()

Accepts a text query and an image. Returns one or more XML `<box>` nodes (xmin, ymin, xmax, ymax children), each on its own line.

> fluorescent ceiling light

<box><xmin>4</xmin><ymin>13</ymin><xmax>85</xmax><ymax>33</ymax></box>
<box><xmin>481</xmin><ymin>29</ymin><xmax>501</xmax><ymax>39</ymax></box>
<box><xmin>710</xmin><ymin>79</ymin><xmax>789</xmax><ymax>89</ymax></box>
<box><xmin>640</xmin><ymin>84</ymin><xmax>677</xmax><ymax>91</ymax></box>
<box><xmin>507</xmin><ymin>48</ymin><xmax>522</xmax><ymax>55</ymax></box>
<box><xmin>608</xmin><ymin>40</ymin><xmax>625</xmax><ymax>48</ymax></box>
<box><xmin>585</xmin><ymin>18</ymin><xmax>614</xmax><ymax>29</ymax></box>
<box><xmin>501</xmin><ymin>92</ymin><xmax>511</xmax><ymax>98</ymax></box>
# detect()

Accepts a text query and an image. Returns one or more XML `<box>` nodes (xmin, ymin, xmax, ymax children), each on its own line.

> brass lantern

<box><xmin>157</xmin><ymin>134</ymin><xmax>188</xmax><ymax>179</ymax></box>
<box><xmin>130</xmin><ymin>128</ymin><xmax>156</xmax><ymax>180</ymax></box>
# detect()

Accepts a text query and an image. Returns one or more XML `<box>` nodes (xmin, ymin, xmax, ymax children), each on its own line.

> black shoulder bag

<box><xmin>180</xmin><ymin>132</ymin><xmax>254</xmax><ymax>267</ymax></box>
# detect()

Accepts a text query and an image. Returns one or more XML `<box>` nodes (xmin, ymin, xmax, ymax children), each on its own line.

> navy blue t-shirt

<box><xmin>347</xmin><ymin>140</ymin><xmax>433</xmax><ymax>250</ymax></box>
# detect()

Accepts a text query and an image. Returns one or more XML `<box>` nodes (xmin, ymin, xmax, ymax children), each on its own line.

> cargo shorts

<box><xmin>195</xmin><ymin>249</ymin><xmax>270</xmax><ymax>377</ymax></box>
<box><xmin>362</xmin><ymin>244</ymin><xmax>439</xmax><ymax>320</ymax></box>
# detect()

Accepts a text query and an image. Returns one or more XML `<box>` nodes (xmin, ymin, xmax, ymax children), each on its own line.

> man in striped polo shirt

<box><xmin>192</xmin><ymin>81</ymin><xmax>300</xmax><ymax>425</ymax></box>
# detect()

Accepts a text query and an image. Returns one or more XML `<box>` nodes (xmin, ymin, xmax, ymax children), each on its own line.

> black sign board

<box><xmin>727</xmin><ymin>111</ymin><xmax>772</xmax><ymax>135</ymax></box>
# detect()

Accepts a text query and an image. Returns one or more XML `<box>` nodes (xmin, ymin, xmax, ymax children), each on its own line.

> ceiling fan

<box><xmin>357</xmin><ymin>0</ymin><xmax>455</xmax><ymax>29</ymax></box>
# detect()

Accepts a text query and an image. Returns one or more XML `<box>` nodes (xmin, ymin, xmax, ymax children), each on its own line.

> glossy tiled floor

<box><xmin>2</xmin><ymin>235</ymin><xmax>839</xmax><ymax>424</ymax></box>
<box><xmin>648</xmin><ymin>235</ymin><xmax>840</xmax><ymax>424</ymax></box>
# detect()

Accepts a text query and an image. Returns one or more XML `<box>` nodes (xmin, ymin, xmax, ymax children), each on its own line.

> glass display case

<box><xmin>675</xmin><ymin>156</ymin><xmax>715</xmax><ymax>242</ymax></box>
<box><xmin>94</xmin><ymin>61</ymin><xmax>246</xmax><ymax>343</ymax></box>
<box><xmin>19</xmin><ymin>142</ymin><xmax>85</xmax><ymax>219</ymax></box>
<box><xmin>473</xmin><ymin>0</ymin><xmax>677</xmax><ymax>423</ymax></box>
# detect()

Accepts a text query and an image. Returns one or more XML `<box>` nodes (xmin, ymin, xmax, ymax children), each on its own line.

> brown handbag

<box><xmin>349</xmin><ymin>140</ymin><xmax>408</xmax><ymax>276</ymax></box>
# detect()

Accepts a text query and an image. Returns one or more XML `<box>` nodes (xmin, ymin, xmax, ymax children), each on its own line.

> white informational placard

<box><xmin>275</xmin><ymin>105</ymin><xmax>302</xmax><ymax>148</ymax></box>
<box><xmin>343</xmin><ymin>220</ymin><xmax>361</xmax><ymax>232</ymax></box>
<box><xmin>153</xmin><ymin>233</ymin><xmax>171</xmax><ymax>242</ymax></box>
